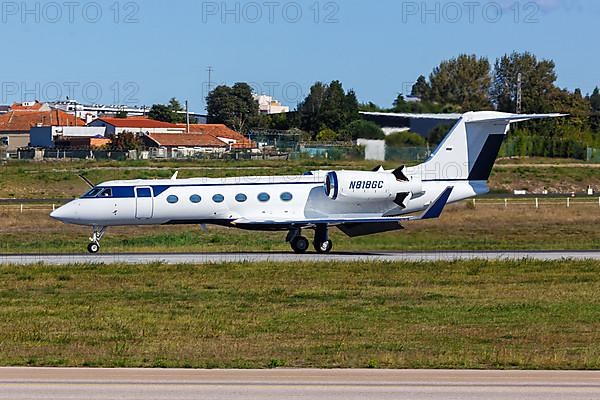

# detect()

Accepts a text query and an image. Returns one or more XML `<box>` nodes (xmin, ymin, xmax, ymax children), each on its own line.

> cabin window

<box><xmin>257</xmin><ymin>193</ymin><xmax>271</xmax><ymax>202</ymax></box>
<box><xmin>190</xmin><ymin>195</ymin><xmax>202</xmax><ymax>204</ymax></box>
<box><xmin>235</xmin><ymin>194</ymin><xmax>248</xmax><ymax>203</ymax></box>
<box><xmin>280</xmin><ymin>192</ymin><xmax>293</xmax><ymax>202</ymax></box>
<box><xmin>167</xmin><ymin>195</ymin><xmax>179</xmax><ymax>204</ymax></box>
<box><xmin>212</xmin><ymin>194</ymin><xmax>225</xmax><ymax>203</ymax></box>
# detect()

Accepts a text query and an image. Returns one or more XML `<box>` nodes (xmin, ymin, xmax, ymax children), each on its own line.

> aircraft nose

<box><xmin>50</xmin><ymin>203</ymin><xmax>76</xmax><ymax>222</ymax></box>
<box><xmin>50</xmin><ymin>206</ymin><xmax>67</xmax><ymax>221</ymax></box>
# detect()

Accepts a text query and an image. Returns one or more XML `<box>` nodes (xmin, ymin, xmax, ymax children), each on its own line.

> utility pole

<box><xmin>206</xmin><ymin>66</ymin><xmax>214</xmax><ymax>93</ymax></box>
<box><xmin>516</xmin><ymin>72</ymin><xmax>522</xmax><ymax>114</ymax></box>
<box><xmin>185</xmin><ymin>100</ymin><xmax>190</xmax><ymax>133</ymax></box>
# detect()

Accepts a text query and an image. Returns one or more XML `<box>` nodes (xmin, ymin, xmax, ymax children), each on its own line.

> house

<box><xmin>254</xmin><ymin>95</ymin><xmax>290</xmax><ymax>115</ymax></box>
<box><xmin>88</xmin><ymin>117</ymin><xmax>185</xmax><ymax>136</ymax></box>
<box><xmin>176</xmin><ymin>124</ymin><xmax>256</xmax><ymax>149</ymax></box>
<box><xmin>142</xmin><ymin>133</ymin><xmax>227</xmax><ymax>158</ymax></box>
<box><xmin>0</xmin><ymin>102</ymin><xmax>84</xmax><ymax>151</ymax></box>
<box><xmin>30</xmin><ymin>126</ymin><xmax>107</xmax><ymax>148</ymax></box>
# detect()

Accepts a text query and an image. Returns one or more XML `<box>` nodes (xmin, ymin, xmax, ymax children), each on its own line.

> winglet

<box><xmin>419</xmin><ymin>187</ymin><xmax>454</xmax><ymax>220</ymax></box>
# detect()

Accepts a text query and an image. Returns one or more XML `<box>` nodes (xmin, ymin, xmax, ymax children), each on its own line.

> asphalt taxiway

<box><xmin>1</xmin><ymin>250</ymin><xmax>600</xmax><ymax>265</ymax></box>
<box><xmin>1</xmin><ymin>368</ymin><xmax>599</xmax><ymax>400</ymax></box>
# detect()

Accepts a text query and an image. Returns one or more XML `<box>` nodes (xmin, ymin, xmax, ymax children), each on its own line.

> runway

<box><xmin>1</xmin><ymin>368</ymin><xmax>599</xmax><ymax>400</ymax></box>
<box><xmin>1</xmin><ymin>250</ymin><xmax>600</xmax><ymax>265</ymax></box>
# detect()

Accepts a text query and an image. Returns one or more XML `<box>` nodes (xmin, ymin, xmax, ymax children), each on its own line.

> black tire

<box><xmin>315</xmin><ymin>240</ymin><xmax>333</xmax><ymax>254</ymax></box>
<box><xmin>87</xmin><ymin>242</ymin><xmax>100</xmax><ymax>254</ymax></box>
<box><xmin>291</xmin><ymin>236</ymin><xmax>309</xmax><ymax>254</ymax></box>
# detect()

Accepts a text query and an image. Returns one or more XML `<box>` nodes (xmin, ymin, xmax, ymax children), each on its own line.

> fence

<box><xmin>9</xmin><ymin>149</ymin><xmax>131</xmax><ymax>161</ymax></box>
<box><xmin>295</xmin><ymin>145</ymin><xmax>365</xmax><ymax>161</ymax></box>
<box><xmin>499</xmin><ymin>137</ymin><xmax>589</xmax><ymax>160</ymax></box>
<box><xmin>587</xmin><ymin>148</ymin><xmax>600</xmax><ymax>162</ymax></box>
<box><xmin>386</xmin><ymin>146</ymin><xmax>430</xmax><ymax>162</ymax></box>
<box><xmin>471</xmin><ymin>197</ymin><xmax>600</xmax><ymax>209</ymax></box>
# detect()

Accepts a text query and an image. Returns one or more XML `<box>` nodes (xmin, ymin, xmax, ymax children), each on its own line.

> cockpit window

<box><xmin>83</xmin><ymin>188</ymin><xmax>103</xmax><ymax>198</ymax></box>
<box><xmin>82</xmin><ymin>188</ymin><xmax>112</xmax><ymax>198</ymax></box>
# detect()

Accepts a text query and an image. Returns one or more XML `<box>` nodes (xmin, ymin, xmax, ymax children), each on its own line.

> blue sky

<box><xmin>0</xmin><ymin>0</ymin><xmax>597</xmax><ymax>111</ymax></box>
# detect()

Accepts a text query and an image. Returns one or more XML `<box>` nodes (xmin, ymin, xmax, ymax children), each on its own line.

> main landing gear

<box><xmin>287</xmin><ymin>225</ymin><xmax>333</xmax><ymax>254</ymax></box>
<box><xmin>87</xmin><ymin>226</ymin><xmax>107</xmax><ymax>254</ymax></box>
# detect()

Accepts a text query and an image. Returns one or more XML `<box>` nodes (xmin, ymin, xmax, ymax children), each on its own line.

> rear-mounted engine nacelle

<box><xmin>324</xmin><ymin>171</ymin><xmax>422</xmax><ymax>202</ymax></box>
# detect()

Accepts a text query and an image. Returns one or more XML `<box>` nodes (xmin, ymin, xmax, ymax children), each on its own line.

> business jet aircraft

<box><xmin>50</xmin><ymin>111</ymin><xmax>564</xmax><ymax>254</ymax></box>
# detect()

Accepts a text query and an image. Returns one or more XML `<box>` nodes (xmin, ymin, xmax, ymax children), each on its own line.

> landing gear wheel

<box><xmin>315</xmin><ymin>240</ymin><xmax>333</xmax><ymax>254</ymax></box>
<box><xmin>87</xmin><ymin>242</ymin><xmax>100</xmax><ymax>254</ymax></box>
<box><xmin>291</xmin><ymin>236</ymin><xmax>309</xmax><ymax>254</ymax></box>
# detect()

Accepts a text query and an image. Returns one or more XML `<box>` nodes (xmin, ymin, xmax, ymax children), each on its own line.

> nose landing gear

<box><xmin>88</xmin><ymin>226</ymin><xmax>107</xmax><ymax>254</ymax></box>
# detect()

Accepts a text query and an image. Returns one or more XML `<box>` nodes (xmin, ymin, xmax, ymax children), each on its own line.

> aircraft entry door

<box><xmin>135</xmin><ymin>187</ymin><xmax>154</xmax><ymax>219</ymax></box>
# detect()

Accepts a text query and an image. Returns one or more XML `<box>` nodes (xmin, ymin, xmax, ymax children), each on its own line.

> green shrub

<box><xmin>386</xmin><ymin>131</ymin><xmax>427</xmax><ymax>148</ymax></box>
<box><xmin>343</xmin><ymin>120</ymin><xmax>385</xmax><ymax>140</ymax></box>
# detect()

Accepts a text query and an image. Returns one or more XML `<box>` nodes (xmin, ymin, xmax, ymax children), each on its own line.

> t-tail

<box><xmin>416</xmin><ymin>111</ymin><xmax>566</xmax><ymax>182</ymax></box>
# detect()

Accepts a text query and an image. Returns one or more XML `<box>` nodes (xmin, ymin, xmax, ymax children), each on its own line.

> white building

<box><xmin>50</xmin><ymin>101</ymin><xmax>207</xmax><ymax>124</ymax></box>
<box><xmin>254</xmin><ymin>95</ymin><xmax>289</xmax><ymax>115</ymax></box>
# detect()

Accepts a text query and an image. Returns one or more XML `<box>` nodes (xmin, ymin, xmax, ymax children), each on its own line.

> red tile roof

<box><xmin>0</xmin><ymin>109</ymin><xmax>84</xmax><ymax>133</ymax></box>
<box><xmin>10</xmin><ymin>102</ymin><xmax>46</xmax><ymax>111</ymax></box>
<box><xmin>176</xmin><ymin>124</ymin><xmax>256</xmax><ymax>149</ymax></box>
<box><xmin>145</xmin><ymin>133</ymin><xmax>227</xmax><ymax>148</ymax></box>
<box><xmin>95</xmin><ymin>117</ymin><xmax>180</xmax><ymax>129</ymax></box>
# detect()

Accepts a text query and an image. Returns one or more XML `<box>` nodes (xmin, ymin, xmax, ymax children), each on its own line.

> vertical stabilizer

<box><xmin>418</xmin><ymin>111</ymin><xmax>566</xmax><ymax>181</ymax></box>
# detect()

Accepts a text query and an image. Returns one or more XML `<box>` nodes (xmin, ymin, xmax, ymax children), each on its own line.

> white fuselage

<box><xmin>51</xmin><ymin>170</ymin><xmax>488</xmax><ymax>229</ymax></box>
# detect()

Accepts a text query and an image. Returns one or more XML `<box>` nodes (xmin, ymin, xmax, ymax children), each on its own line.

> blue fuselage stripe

<box><xmin>84</xmin><ymin>181</ymin><xmax>323</xmax><ymax>199</ymax></box>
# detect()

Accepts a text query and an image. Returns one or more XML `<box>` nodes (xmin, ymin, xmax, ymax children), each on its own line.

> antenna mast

<box><xmin>516</xmin><ymin>72</ymin><xmax>522</xmax><ymax>114</ymax></box>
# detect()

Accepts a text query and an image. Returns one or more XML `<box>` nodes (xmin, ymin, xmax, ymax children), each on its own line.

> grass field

<box><xmin>0</xmin><ymin>260</ymin><xmax>599</xmax><ymax>369</ymax></box>
<box><xmin>1</xmin><ymin>158</ymin><xmax>600</xmax><ymax>199</ymax></box>
<box><xmin>1</xmin><ymin>203</ymin><xmax>599</xmax><ymax>253</ymax></box>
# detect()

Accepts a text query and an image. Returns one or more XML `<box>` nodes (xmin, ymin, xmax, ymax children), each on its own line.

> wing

<box><xmin>232</xmin><ymin>187</ymin><xmax>454</xmax><ymax>228</ymax></box>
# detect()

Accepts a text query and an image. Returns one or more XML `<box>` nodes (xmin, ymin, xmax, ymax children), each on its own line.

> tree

<box><xmin>428</xmin><ymin>54</ymin><xmax>492</xmax><ymax>111</ymax></box>
<box><xmin>115</xmin><ymin>110</ymin><xmax>128</xmax><ymax>118</ymax></box>
<box><xmin>147</xmin><ymin>104</ymin><xmax>172</xmax><ymax>123</ymax></box>
<box><xmin>148</xmin><ymin>97</ymin><xmax>189</xmax><ymax>123</ymax></box>
<box><xmin>298</xmin><ymin>80</ymin><xmax>360</xmax><ymax>137</ymax></box>
<box><xmin>110</xmin><ymin>132</ymin><xmax>142</xmax><ymax>151</ymax></box>
<box><xmin>359</xmin><ymin>102</ymin><xmax>382</xmax><ymax>112</ymax></box>
<box><xmin>385</xmin><ymin>131</ymin><xmax>427</xmax><ymax>148</ymax></box>
<box><xmin>342</xmin><ymin>120</ymin><xmax>385</xmax><ymax>140</ymax></box>
<box><xmin>427</xmin><ymin>124</ymin><xmax>452</xmax><ymax>146</ymax></box>
<box><xmin>590</xmin><ymin>87</ymin><xmax>600</xmax><ymax>113</ymax></box>
<box><xmin>590</xmin><ymin>87</ymin><xmax>600</xmax><ymax>133</ymax></box>
<box><xmin>316</xmin><ymin>128</ymin><xmax>339</xmax><ymax>142</ymax></box>
<box><xmin>411</xmin><ymin>75</ymin><xmax>431</xmax><ymax>99</ymax></box>
<box><xmin>492</xmin><ymin>52</ymin><xmax>558</xmax><ymax>113</ymax></box>
<box><xmin>206</xmin><ymin>83</ymin><xmax>259</xmax><ymax>133</ymax></box>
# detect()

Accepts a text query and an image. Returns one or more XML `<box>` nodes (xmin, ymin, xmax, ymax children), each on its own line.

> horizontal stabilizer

<box><xmin>419</xmin><ymin>187</ymin><xmax>453</xmax><ymax>220</ymax></box>
<box><xmin>464</xmin><ymin>113</ymin><xmax>568</xmax><ymax>125</ymax></box>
